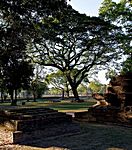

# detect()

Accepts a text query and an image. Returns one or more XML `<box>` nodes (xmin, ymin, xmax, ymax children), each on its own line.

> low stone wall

<box><xmin>13</xmin><ymin>122</ymin><xmax>80</xmax><ymax>144</ymax></box>
<box><xmin>0</xmin><ymin>107</ymin><xmax>80</xmax><ymax>145</ymax></box>
<box><xmin>0</xmin><ymin>122</ymin><xmax>80</xmax><ymax>145</ymax></box>
<box><xmin>74</xmin><ymin>107</ymin><xmax>132</xmax><ymax>126</ymax></box>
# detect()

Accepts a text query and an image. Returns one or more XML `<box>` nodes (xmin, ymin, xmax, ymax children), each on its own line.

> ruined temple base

<box><xmin>74</xmin><ymin>107</ymin><xmax>132</xmax><ymax>127</ymax></box>
<box><xmin>0</xmin><ymin>122</ymin><xmax>79</xmax><ymax>145</ymax></box>
<box><xmin>0</xmin><ymin>107</ymin><xmax>80</xmax><ymax>145</ymax></box>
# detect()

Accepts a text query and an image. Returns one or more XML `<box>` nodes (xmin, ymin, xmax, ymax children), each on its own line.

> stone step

<box><xmin>6</xmin><ymin>110</ymin><xmax>58</xmax><ymax>119</ymax></box>
<box><xmin>4</xmin><ymin>114</ymin><xmax>72</xmax><ymax>131</ymax></box>
<box><xmin>0</xmin><ymin>122</ymin><xmax>80</xmax><ymax>145</ymax></box>
<box><xmin>1</xmin><ymin>107</ymin><xmax>73</xmax><ymax>131</ymax></box>
<box><xmin>0</xmin><ymin>108</ymin><xmax>58</xmax><ymax>119</ymax></box>
<box><xmin>0</xmin><ymin>107</ymin><xmax>80</xmax><ymax>145</ymax></box>
<box><xmin>1</xmin><ymin>107</ymin><xmax>56</xmax><ymax>115</ymax></box>
<box><xmin>1</xmin><ymin>110</ymin><xmax>71</xmax><ymax>121</ymax></box>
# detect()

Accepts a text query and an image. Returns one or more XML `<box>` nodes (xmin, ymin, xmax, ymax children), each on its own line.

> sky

<box><xmin>68</xmin><ymin>0</ymin><xmax>120</xmax><ymax>16</ymax></box>
<box><xmin>68</xmin><ymin>0</ymin><xmax>120</xmax><ymax>84</ymax></box>
<box><xmin>68</xmin><ymin>0</ymin><xmax>103</xmax><ymax>16</ymax></box>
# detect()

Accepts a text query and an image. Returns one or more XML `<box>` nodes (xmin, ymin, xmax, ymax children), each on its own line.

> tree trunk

<box><xmin>33</xmin><ymin>91</ymin><xmax>36</xmax><ymax>102</ymax></box>
<box><xmin>61</xmin><ymin>88</ymin><xmax>64</xmax><ymax>100</ymax></box>
<box><xmin>66</xmin><ymin>83</ymin><xmax>69</xmax><ymax>98</ymax></box>
<box><xmin>10</xmin><ymin>90</ymin><xmax>17</xmax><ymax>106</ymax></box>
<box><xmin>26</xmin><ymin>90</ymin><xmax>30</xmax><ymax>102</ymax></box>
<box><xmin>1</xmin><ymin>89</ymin><xmax>4</xmax><ymax>103</ymax></box>
<box><xmin>15</xmin><ymin>89</ymin><xmax>17</xmax><ymax>101</ymax></box>
<box><xmin>71</xmin><ymin>86</ymin><xmax>80</xmax><ymax>101</ymax></box>
<box><xmin>66</xmin><ymin>90</ymin><xmax>69</xmax><ymax>98</ymax></box>
<box><xmin>66</xmin><ymin>74</ymin><xmax>82</xmax><ymax>102</ymax></box>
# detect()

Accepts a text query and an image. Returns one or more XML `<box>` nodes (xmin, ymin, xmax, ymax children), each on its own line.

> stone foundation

<box><xmin>0</xmin><ymin>107</ymin><xmax>80</xmax><ymax>145</ymax></box>
<box><xmin>74</xmin><ymin>107</ymin><xmax>132</xmax><ymax>126</ymax></box>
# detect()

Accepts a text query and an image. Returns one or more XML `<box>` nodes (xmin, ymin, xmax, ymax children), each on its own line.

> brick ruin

<box><xmin>110</xmin><ymin>72</ymin><xmax>132</xmax><ymax>108</ymax></box>
<box><xmin>0</xmin><ymin>107</ymin><xmax>80</xmax><ymax>145</ymax></box>
<box><xmin>74</xmin><ymin>72</ymin><xmax>132</xmax><ymax>126</ymax></box>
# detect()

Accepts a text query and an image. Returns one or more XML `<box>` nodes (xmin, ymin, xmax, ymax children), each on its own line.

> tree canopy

<box><xmin>0</xmin><ymin>0</ymin><xmax>130</xmax><ymax>101</ymax></box>
<box><xmin>0</xmin><ymin>0</ymin><xmax>70</xmax><ymax>46</ymax></box>
<box><xmin>30</xmin><ymin>8</ymin><xmax>125</xmax><ymax>100</ymax></box>
<box><xmin>0</xmin><ymin>0</ymin><xmax>70</xmax><ymax>104</ymax></box>
<box><xmin>99</xmin><ymin>0</ymin><xmax>132</xmax><ymax>74</ymax></box>
<box><xmin>0</xmin><ymin>18</ymin><xmax>34</xmax><ymax>105</ymax></box>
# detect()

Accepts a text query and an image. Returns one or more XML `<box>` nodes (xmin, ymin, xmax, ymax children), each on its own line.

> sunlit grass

<box><xmin>0</xmin><ymin>99</ymin><xmax>95</xmax><ymax>112</ymax></box>
<box><xmin>25</xmin><ymin>100</ymin><xmax>95</xmax><ymax>111</ymax></box>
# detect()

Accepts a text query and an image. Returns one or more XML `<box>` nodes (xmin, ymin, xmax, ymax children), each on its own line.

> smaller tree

<box><xmin>45</xmin><ymin>70</ymin><xmax>69</xmax><ymax>99</ymax></box>
<box><xmin>31</xmin><ymin>79</ymin><xmax>48</xmax><ymax>101</ymax></box>
<box><xmin>29</xmin><ymin>65</ymin><xmax>48</xmax><ymax>101</ymax></box>
<box><xmin>3</xmin><ymin>60</ymin><xmax>34</xmax><ymax>105</ymax></box>
<box><xmin>0</xmin><ymin>24</ymin><xmax>34</xmax><ymax>105</ymax></box>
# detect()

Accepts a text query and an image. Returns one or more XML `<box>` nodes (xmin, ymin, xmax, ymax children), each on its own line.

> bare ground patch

<box><xmin>0</xmin><ymin>122</ymin><xmax>131</xmax><ymax>150</ymax></box>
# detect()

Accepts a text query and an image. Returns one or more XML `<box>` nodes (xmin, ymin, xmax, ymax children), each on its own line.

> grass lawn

<box><xmin>26</xmin><ymin>100</ymin><xmax>95</xmax><ymax>112</ymax></box>
<box><xmin>0</xmin><ymin>99</ymin><xmax>96</xmax><ymax>112</ymax></box>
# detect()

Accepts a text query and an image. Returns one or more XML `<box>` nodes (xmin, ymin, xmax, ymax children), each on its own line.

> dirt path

<box><xmin>0</xmin><ymin>123</ymin><xmax>131</xmax><ymax>150</ymax></box>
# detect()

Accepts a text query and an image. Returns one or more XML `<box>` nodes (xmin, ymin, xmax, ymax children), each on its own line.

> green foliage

<box><xmin>89</xmin><ymin>81</ymin><xmax>103</xmax><ymax>93</ymax></box>
<box><xmin>0</xmin><ymin>0</ymin><xmax>69</xmax><ymax>104</ymax></box>
<box><xmin>121</xmin><ymin>57</ymin><xmax>132</xmax><ymax>74</ymax></box>
<box><xmin>105</xmin><ymin>69</ymin><xmax>118</xmax><ymax>80</ymax></box>
<box><xmin>48</xmin><ymin>87</ymin><xmax>61</xmax><ymax>95</ymax></box>
<box><xmin>78</xmin><ymin>84</ymin><xmax>87</xmax><ymax>95</ymax></box>
<box><xmin>31</xmin><ymin>7</ymin><xmax>125</xmax><ymax>100</ymax></box>
<box><xmin>45</xmin><ymin>70</ymin><xmax>66</xmax><ymax>90</ymax></box>
<box><xmin>31</xmin><ymin>80</ymin><xmax>48</xmax><ymax>98</ymax></box>
<box><xmin>0</xmin><ymin>0</ymin><xmax>128</xmax><ymax>101</ymax></box>
<box><xmin>99</xmin><ymin>0</ymin><xmax>132</xmax><ymax>73</ymax></box>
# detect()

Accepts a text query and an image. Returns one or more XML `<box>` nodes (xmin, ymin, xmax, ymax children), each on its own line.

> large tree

<box><xmin>0</xmin><ymin>0</ymin><xmax>70</xmax><ymax>104</ymax></box>
<box><xmin>31</xmin><ymin>8</ymin><xmax>125</xmax><ymax>101</ymax></box>
<box><xmin>0</xmin><ymin>24</ymin><xmax>34</xmax><ymax>105</ymax></box>
<box><xmin>0</xmin><ymin>0</ymin><xmax>70</xmax><ymax>44</ymax></box>
<box><xmin>99</xmin><ymin>0</ymin><xmax>132</xmax><ymax>74</ymax></box>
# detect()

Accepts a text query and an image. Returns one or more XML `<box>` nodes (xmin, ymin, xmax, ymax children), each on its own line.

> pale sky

<box><xmin>68</xmin><ymin>0</ymin><xmax>103</xmax><ymax>16</ymax></box>
<box><xmin>68</xmin><ymin>0</ymin><xmax>120</xmax><ymax>84</ymax></box>
<box><xmin>68</xmin><ymin>0</ymin><xmax>120</xmax><ymax>16</ymax></box>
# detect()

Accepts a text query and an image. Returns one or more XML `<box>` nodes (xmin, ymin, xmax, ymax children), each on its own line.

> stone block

<box><xmin>0</xmin><ymin>107</ymin><xmax>80</xmax><ymax>145</ymax></box>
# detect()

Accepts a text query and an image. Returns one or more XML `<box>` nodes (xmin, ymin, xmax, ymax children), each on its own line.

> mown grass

<box><xmin>0</xmin><ymin>99</ymin><xmax>95</xmax><ymax>112</ymax></box>
<box><xmin>26</xmin><ymin>100</ymin><xmax>95</xmax><ymax>111</ymax></box>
